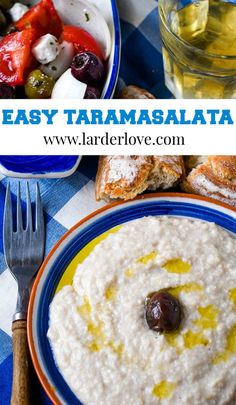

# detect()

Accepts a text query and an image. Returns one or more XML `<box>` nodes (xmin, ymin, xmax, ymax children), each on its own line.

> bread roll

<box><xmin>182</xmin><ymin>156</ymin><xmax>236</xmax><ymax>207</ymax></box>
<box><xmin>96</xmin><ymin>156</ymin><xmax>185</xmax><ymax>201</ymax></box>
<box><xmin>119</xmin><ymin>85</ymin><xmax>155</xmax><ymax>99</ymax></box>
<box><xmin>184</xmin><ymin>156</ymin><xmax>208</xmax><ymax>173</ymax></box>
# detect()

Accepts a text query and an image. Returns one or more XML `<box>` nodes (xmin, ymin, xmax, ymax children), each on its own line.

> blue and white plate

<box><xmin>0</xmin><ymin>156</ymin><xmax>82</xmax><ymax>178</ymax></box>
<box><xmin>28</xmin><ymin>193</ymin><xmax>236</xmax><ymax>405</ymax></box>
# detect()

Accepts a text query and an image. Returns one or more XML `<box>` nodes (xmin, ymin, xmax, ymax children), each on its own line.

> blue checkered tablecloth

<box><xmin>117</xmin><ymin>0</ymin><xmax>171</xmax><ymax>98</ymax></box>
<box><xmin>0</xmin><ymin>1</ymin><xmax>169</xmax><ymax>403</ymax></box>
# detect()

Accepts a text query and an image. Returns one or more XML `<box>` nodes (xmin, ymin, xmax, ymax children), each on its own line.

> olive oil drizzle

<box><xmin>229</xmin><ymin>288</ymin><xmax>236</xmax><ymax>307</ymax></box>
<box><xmin>163</xmin><ymin>258</ymin><xmax>191</xmax><ymax>274</ymax></box>
<box><xmin>165</xmin><ymin>283</ymin><xmax>203</xmax><ymax>298</ymax></box>
<box><xmin>213</xmin><ymin>324</ymin><xmax>236</xmax><ymax>364</ymax></box>
<box><xmin>183</xmin><ymin>330</ymin><xmax>209</xmax><ymax>349</ymax></box>
<box><xmin>77</xmin><ymin>296</ymin><xmax>123</xmax><ymax>356</ymax></box>
<box><xmin>152</xmin><ymin>381</ymin><xmax>176</xmax><ymax>399</ymax></box>
<box><xmin>104</xmin><ymin>284</ymin><xmax>117</xmax><ymax>301</ymax></box>
<box><xmin>136</xmin><ymin>251</ymin><xmax>158</xmax><ymax>265</ymax></box>
<box><xmin>194</xmin><ymin>305</ymin><xmax>219</xmax><ymax>329</ymax></box>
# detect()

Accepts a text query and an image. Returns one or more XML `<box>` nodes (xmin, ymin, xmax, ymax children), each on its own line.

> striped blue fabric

<box><xmin>0</xmin><ymin>0</ymin><xmax>170</xmax><ymax>403</ymax></box>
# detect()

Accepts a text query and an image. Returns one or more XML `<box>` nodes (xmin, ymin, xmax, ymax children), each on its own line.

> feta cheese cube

<box><xmin>32</xmin><ymin>34</ymin><xmax>60</xmax><ymax>65</ymax></box>
<box><xmin>40</xmin><ymin>41</ymin><xmax>74</xmax><ymax>79</ymax></box>
<box><xmin>9</xmin><ymin>3</ymin><xmax>28</xmax><ymax>22</ymax></box>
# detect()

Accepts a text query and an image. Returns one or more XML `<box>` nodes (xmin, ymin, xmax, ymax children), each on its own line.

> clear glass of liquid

<box><xmin>158</xmin><ymin>0</ymin><xmax>236</xmax><ymax>98</ymax></box>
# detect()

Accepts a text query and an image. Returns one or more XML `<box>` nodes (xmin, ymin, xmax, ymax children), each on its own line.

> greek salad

<box><xmin>0</xmin><ymin>0</ymin><xmax>111</xmax><ymax>98</ymax></box>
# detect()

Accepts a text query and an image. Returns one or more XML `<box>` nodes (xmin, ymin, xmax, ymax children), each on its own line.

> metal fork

<box><xmin>3</xmin><ymin>182</ymin><xmax>45</xmax><ymax>405</ymax></box>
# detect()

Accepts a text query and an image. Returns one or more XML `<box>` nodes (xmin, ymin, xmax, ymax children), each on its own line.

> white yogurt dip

<box><xmin>48</xmin><ymin>216</ymin><xmax>236</xmax><ymax>405</ymax></box>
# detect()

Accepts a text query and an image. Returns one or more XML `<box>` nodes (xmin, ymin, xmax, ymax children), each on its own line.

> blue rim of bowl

<box><xmin>0</xmin><ymin>156</ymin><xmax>82</xmax><ymax>178</ymax></box>
<box><xmin>103</xmin><ymin>0</ymin><xmax>121</xmax><ymax>99</ymax></box>
<box><xmin>28</xmin><ymin>194</ymin><xmax>236</xmax><ymax>405</ymax></box>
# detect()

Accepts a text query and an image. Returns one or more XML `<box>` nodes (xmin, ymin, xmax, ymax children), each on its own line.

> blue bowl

<box><xmin>0</xmin><ymin>0</ymin><xmax>121</xmax><ymax>178</ymax></box>
<box><xmin>0</xmin><ymin>156</ymin><xmax>82</xmax><ymax>178</ymax></box>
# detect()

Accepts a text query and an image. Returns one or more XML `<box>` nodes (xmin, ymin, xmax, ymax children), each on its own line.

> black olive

<box><xmin>0</xmin><ymin>83</ymin><xmax>15</xmax><ymax>98</ymax></box>
<box><xmin>0</xmin><ymin>0</ymin><xmax>14</xmax><ymax>11</ymax></box>
<box><xmin>71</xmin><ymin>52</ymin><xmax>105</xmax><ymax>86</ymax></box>
<box><xmin>15</xmin><ymin>86</ymin><xmax>27</xmax><ymax>99</ymax></box>
<box><xmin>145</xmin><ymin>291</ymin><xmax>182</xmax><ymax>333</ymax></box>
<box><xmin>0</xmin><ymin>9</ymin><xmax>6</xmax><ymax>31</ymax></box>
<box><xmin>84</xmin><ymin>86</ymin><xmax>101</xmax><ymax>99</ymax></box>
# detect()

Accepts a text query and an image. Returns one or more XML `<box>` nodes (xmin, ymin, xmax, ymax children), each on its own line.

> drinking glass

<box><xmin>158</xmin><ymin>0</ymin><xmax>236</xmax><ymax>98</ymax></box>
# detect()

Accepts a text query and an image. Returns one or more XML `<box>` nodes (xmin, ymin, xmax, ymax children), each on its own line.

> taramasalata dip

<box><xmin>48</xmin><ymin>217</ymin><xmax>236</xmax><ymax>405</ymax></box>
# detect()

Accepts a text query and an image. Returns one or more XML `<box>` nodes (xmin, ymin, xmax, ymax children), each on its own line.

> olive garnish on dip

<box><xmin>145</xmin><ymin>291</ymin><xmax>182</xmax><ymax>333</ymax></box>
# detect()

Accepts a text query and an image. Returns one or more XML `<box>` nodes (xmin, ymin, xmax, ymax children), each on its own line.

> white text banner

<box><xmin>0</xmin><ymin>99</ymin><xmax>235</xmax><ymax>155</ymax></box>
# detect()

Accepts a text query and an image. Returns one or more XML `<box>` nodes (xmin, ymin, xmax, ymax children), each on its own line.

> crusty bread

<box><xmin>148</xmin><ymin>156</ymin><xmax>186</xmax><ymax>190</ymax></box>
<box><xmin>96</xmin><ymin>154</ymin><xmax>236</xmax><ymax>206</ymax></box>
<box><xmin>96</xmin><ymin>156</ymin><xmax>185</xmax><ymax>201</ymax></box>
<box><xmin>182</xmin><ymin>156</ymin><xmax>236</xmax><ymax>207</ymax></box>
<box><xmin>184</xmin><ymin>156</ymin><xmax>208</xmax><ymax>173</ymax></box>
<box><xmin>119</xmin><ymin>85</ymin><xmax>155</xmax><ymax>99</ymax></box>
<box><xmin>96</xmin><ymin>86</ymin><xmax>185</xmax><ymax>201</ymax></box>
<box><xmin>103</xmin><ymin>85</ymin><xmax>236</xmax><ymax>206</ymax></box>
<box><xmin>209</xmin><ymin>156</ymin><xmax>236</xmax><ymax>180</ymax></box>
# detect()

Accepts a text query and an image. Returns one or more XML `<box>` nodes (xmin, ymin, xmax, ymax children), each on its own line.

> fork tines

<box><xmin>4</xmin><ymin>182</ymin><xmax>44</xmax><ymax>235</ymax></box>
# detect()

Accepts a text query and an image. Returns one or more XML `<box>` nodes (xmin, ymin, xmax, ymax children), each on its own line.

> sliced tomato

<box><xmin>15</xmin><ymin>0</ymin><xmax>63</xmax><ymax>38</ymax></box>
<box><xmin>62</xmin><ymin>25</ymin><xmax>104</xmax><ymax>60</ymax></box>
<box><xmin>0</xmin><ymin>29</ymin><xmax>37</xmax><ymax>85</ymax></box>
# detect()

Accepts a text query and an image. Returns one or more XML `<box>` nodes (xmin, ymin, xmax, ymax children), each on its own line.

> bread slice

<box><xmin>184</xmin><ymin>156</ymin><xmax>208</xmax><ymax>173</ymax></box>
<box><xmin>182</xmin><ymin>156</ymin><xmax>236</xmax><ymax>207</ymax></box>
<box><xmin>148</xmin><ymin>156</ymin><xmax>185</xmax><ymax>190</ymax></box>
<box><xmin>96</xmin><ymin>156</ymin><xmax>185</xmax><ymax>201</ymax></box>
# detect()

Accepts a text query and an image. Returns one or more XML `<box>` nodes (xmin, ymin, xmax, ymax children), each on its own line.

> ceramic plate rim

<box><xmin>103</xmin><ymin>0</ymin><xmax>121</xmax><ymax>99</ymax></box>
<box><xmin>0</xmin><ymin>156</ymin><xmax>82</xmax><ymax>178</ymax></box>
<box><xmin>27</xmin><ymin>193</ymin><xmax>236</xmax><ymax>404</ymax></box>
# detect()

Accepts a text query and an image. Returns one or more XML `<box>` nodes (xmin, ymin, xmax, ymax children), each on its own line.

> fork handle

<box><xmin>11</xmin><ymin>320</ymin><xmax>31</xmax><ymax>405</ymax></box>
